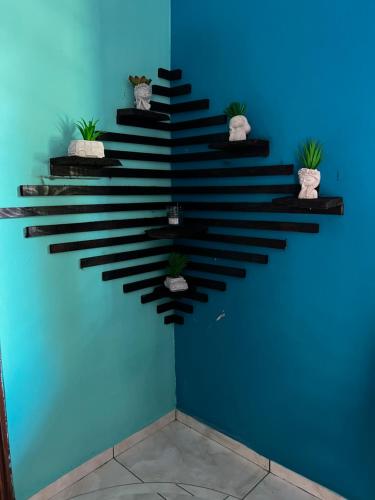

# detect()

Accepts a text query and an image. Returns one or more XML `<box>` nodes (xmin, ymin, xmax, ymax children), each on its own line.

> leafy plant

<box><xmin>166</xmin><ymin>253</ymin><xmax>188</xmax><ymax>278</ymax></box>
<box><xmin>300</xmin><ymin>140</ymin><xmax>323</xmax><ymax>170</ymax></box>
<box><xmin>224</xmin><ymin>102</ymin><xmax>247</xmax><ymax>119</ymax></box>
<box><xmin>129</xmin><ymin>75</ymin><xmax>152</xmax><ymax>86</ymax></box>
<box><xmin>75</xmin><ymin>118</ymin><xmax>102</xmax><ymax>141</ymax></box>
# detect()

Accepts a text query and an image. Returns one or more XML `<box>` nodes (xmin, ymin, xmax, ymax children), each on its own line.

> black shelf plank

<box><xmin>50</xmin><ymin>156</ymin><xmax>121</xmax><ymax>168</ymax></box>
<box><xmin>185</xmin><ymin>217</ymin><xmax>319</xmax><ymax>234</ymax></box>
<box><xmin>157</xmin><ymin>301</ymin><xmax>193</xmax><ymax>314</ymax></box>
<box><xmin>184</xmin><ymin>275</ymin><xmax>226</xmax><ymax>291</ymax></box>
<box><xmin>81</xmin><ymin>245</ymin><xmax>173</xmax><ymax>269</ymax></box>
<box><xmin>124</xmin><ymin>276</ymin><xmax>165</xmax><ymax>293</ymax></box>
<box><xmin>272</xmin><ymin>196</ymin><xmax>344</xmax><ymax>210</ymax></box>
<box><xmin>152</xmin><ymin>84</ymin><xmax>192</xmax><ymax>97</ymax></box>
<box><xmin>0</xmin><ymin>202</ymin><xmax>168</xmax><ymax>219</ymax></box>
<box><xmin>103</xmin><ymin>260</ymin><xmax>167</xmax><ymax>281</ymax></box>
<box><xmin>187</xmin><ymin>261</ymin><xmax>246</xmax><ymax>278</ymax></box>
<box><xmin>141</xmin><ymin>286</ymin><xmax>208</xmax><ymax>304</ymax></box>
<box><xmin>151</xmin><ymin>99</ymin><xmax>209</xmax><ymax>114</ymax></box>
<box><xmin>105</xmin><ymin>143</ymin><xmax>269</xmax><ymax>162</ymax></box>
<box><xmin>50</xmin><ymin>163</ymin><xmax>293</xmax><ymax>179</ymax></box>
<box><xmin>99</xmin><ymin>132</ymin><xmax>170</xmax><ymax>147</ymax></box>
<box><xmin>26</xmin><ymin>217</ymin><xmax>166</xmax><ymax>238</ymax></box>
<box><xmin>209</xmin><ymin>139</ymin><xmax>266</xmax><ymax>151</ymax></box>
<box><xmin>164</xmin><ymin>314</ymin><xmax>184</xmax><ymax>325</ymax></box>
<box><xmin>175</xmin><ymin>244</ymin><xmax>268</xmax><ymax>264</ymax></box>
<box><xmin>21</xmin><ymin>184</ymin><xmax>297</xmax><ymax>197</ymax></box>
<box><xmin>158</xmin><ymin>68</ymin><xmax>182</xmax><ymax>81</ymax></box>
<box><xmin>50</xmin><ymin>234</ymin><xmax>151</xmax><ymax>254</ymax></box>
<box><xmin>171</xmin><ymin>133</ymin><xmax>227</xmax><ymax>147</ymax></box>
<box><xmin>181</xmin><ymin>201</ymin><xmax>344</xmax><ymax>216</ymax></box>
<box><xmin>116</xmin><ymin>108</ymin><xmax>169</xmax><ymax>122</ymax></box>
<box><xmin>190</xmin><ymin>232</ymin><xmax>287</xmax><ymax>249</ymax></box>
<box><xmin>146</xmin><ymin>225</ymin><xmax>208</xmax><ymax>239</ymax></box>
<box><xmin>117</xmin><ymin>114</ymin><xmax>227</xmax><ymax>131</ymax></box>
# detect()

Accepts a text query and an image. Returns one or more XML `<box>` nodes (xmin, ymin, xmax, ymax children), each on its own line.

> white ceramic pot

<box><xmin>164</xmin><ymin>276</ymin><xmax>188</xmax><ymax>292</ymax></box>
<box><xmin>298</xmin><ymin>168</ymin><xmax>321</xmax><ymax>199</ymax></box>
<box><xmin>229</xmin><ymin>115</ymin><xmax>251</xmax><ymax>141</ymax></box>
<box><xmin>134</xmin><ymin>83</ymin><xmax>152</xmax><ymax>111</ymax></box>
<box><xmin>68</xmin><ymin>140</ymin><xmax>105</xmax><ymax>158</ymax></box>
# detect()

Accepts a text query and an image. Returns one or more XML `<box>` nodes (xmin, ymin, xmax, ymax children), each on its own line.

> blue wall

<box><xmin>172</xmin><ymin>1</ymin><xmax>375</xmax><ymax>499</ymax></box>
<box><xmin>0</xmin><ymin>1</ymin><xmax>173</xmax><ymax>498</ymax></box>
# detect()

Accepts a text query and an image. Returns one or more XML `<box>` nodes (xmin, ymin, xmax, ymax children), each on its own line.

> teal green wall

<box><xmin>0</xmin><ymin>1</ymin><xmax>173</xmax><ymax>499</ymax></box>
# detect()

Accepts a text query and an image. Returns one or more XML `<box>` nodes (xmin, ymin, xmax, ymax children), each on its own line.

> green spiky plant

<box><xmin>75</xmin><ymin>119</ymin><xmax>102</xmax><ymax>141</ymax></box>
<box><xmin>300</xmin><ymin>140</ymin><xmax>323</xmax><ymax>170</ymax></box>
<box><xmin>224</xmin><ymin>102</ymin><xmax>247</xmax><ymax>119</ymax></box>
<box><xmin>166</xmin><ymin>253</ymin><xmax>188</xmax><ymax>278</ymax></box>
<box><xmin>129</xmin><ymin>75</ymin><xmax>152</xmax><ymax>86</ymax></box>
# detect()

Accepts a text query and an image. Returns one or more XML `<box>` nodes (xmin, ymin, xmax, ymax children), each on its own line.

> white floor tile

<box><xmin>245</xmin><ymin>474</ymin><xmax>318</xmax><ymax>500</ymax></box>
<box><xmin>178</xmin><ymin>483</ymin><xmax>229</xmax><ymax>500</ymax></box>
<box><xmin>117</xmin><ymin>421</ymin><xmax>267</xmax><ymax>497</ymax></box>
<box><xmin>51</xmin><ymin>459</ymin><xmax>140</xmax><ymax>500</ymax></box>
<box><xmin>68</xmin><ymin>482</ymin><xmax>191</xmax><ymax>500</ymax></box>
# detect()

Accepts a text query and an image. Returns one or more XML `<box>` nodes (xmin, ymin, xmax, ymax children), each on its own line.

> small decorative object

<box><xmin>224</xmin><ymin>102</ymin><xmax>251</xmax><ymax>142</ymax></box>
<box><xmin>164</xmin><ymin>253</ymin><xmax>188</xmax><ymax>292</ymax></box>
<box><xmin>68</xmin><ymin>118</ymin><xmax>104</xmax><ymax>158</ymax></box>
<box><xmin>167</xmin><ymin>204</ymin><xmax>183</xmax><ymax>225</ymax></box>
<box><xmin>298</xmin><ymin>140</ymin><xmax>323</xmax><ymax>199</ymax></box>
<box><xmin>129</xmin><ymin>75</ymin><xmax>152</xmax><ymax>111</ymax></box>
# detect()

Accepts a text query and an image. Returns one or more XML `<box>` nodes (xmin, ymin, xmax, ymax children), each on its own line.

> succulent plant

<box><xmin>75</xmin><ymin>118</ymin><xmax>102</xmax><ymax>141</ymax></box>
<box><xmin>166</xmin><ymin>253</ymin><xmax>188</xmax><ymax>278</ymax></box>
<box><xmin>129</xmin><ymin>75</ymin><xmax>152</xmax><ymax>86</ymax></box>
<box><xmin>224</xmin><ymin>102</ymin><xmax>247</xmax><ymax>119</ymax></box>
<box><xmin>300</xmin><ymin>140</ymin><xmax>323</xmax><ymax>170</ymax></box>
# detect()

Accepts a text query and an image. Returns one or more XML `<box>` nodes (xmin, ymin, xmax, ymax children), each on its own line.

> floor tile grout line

<box><xmin>113</xmin><ymin>456</ymin><xmax>145</xmax><ymax>483</ymax></box>
<box><xmin>175</xmin><ymin>418</ymin><xmax>269</xmax><ymax>472</ymax></box>
<box><xmin>241</xmin><ymin>471</ymin><xmax>270</xmax><ymax>499</ymax></box>
<box><xmin>176</xmin><ymin>482</ymin><xmax>241</xmax><ymax>499</ymax></box>
<box><xmin>158</xmin><ymin>494</ymin><xmax>168</xmax><ymax>500</ymax></box>
<box><xmin>176</xmin><ymin>483</ymin><xmax>194</xmax><ymax>496</ymax></box>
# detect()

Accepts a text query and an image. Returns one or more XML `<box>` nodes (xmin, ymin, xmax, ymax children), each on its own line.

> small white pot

<box><xmin>68</xmin><ymin>140</ymin><xmax>105</xmax><ymax>158</ymax></box>
<box><xmin>229</xmin><ymin>115</ymin><xmax>251</xmax><ymax>142</ymax></box>
<box><xmin>164</xmin><ymin>276</ymin><xmax>188</xmax><ymax>292</ymax></box>
<box><xmin>134</xmin><ymin>83</ymin><xmax>152</xmax><ymax>111</ymax></box>
<box><xmin>298</xmin><ymin>168</ymin><xmax>321</xmax><ymax>199</ymax></box>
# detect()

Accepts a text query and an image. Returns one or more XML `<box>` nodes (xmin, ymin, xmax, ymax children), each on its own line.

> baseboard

<box><xmin>29</xmin><ymin>410</ymin><xmax>175</xmax><ymax>500</ymax></box>
<box><xmin>176</xmin><ymin>411</ymin><xmax>344</xmax><ymax>500</ymax></box>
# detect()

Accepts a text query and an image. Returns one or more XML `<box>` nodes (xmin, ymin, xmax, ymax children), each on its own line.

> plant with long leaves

<box><xmin>75</xmin><ymin>119</ymin><xmax>102</xmax><ymax>141</ymax></box>
<box><xmin>300</xmin><ymin>140</ymin><xmax>323</xmax><ymax>170</ymax></box>
<box><xmin>224</xmin><ymin>102</ymin><xmax>247</xmax><ymax>119</ymax></box>
<box><xmin>129</xmin><ymin>75</ymin><xmax>152</xmax><ymax>86</ymax></box>
<box><xmin>166</xmin><ymin>253</ymin><xmax>188</xmax><ymax>278</ymax></box>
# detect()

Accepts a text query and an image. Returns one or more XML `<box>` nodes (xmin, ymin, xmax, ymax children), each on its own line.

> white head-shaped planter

<box><xmin>134</xmin><ymin>83</ymin><xmax>152</xmax><ymax>111</ymax></box>
<box><xmin>298</xmin><ymin>168</ymin><xmax>321</xmax><ymax>199</ymax></box>
<box><xmin>229</xmin><ymin>115</ymin><xmax>251</xmax><ymax>142</ymax></box>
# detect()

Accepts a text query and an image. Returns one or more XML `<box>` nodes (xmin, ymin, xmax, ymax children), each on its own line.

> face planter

<box><xmin>164</xmin><ymin>276</ymin><xmax>188</xmax><ymax>292</ymax></box>
<box><xmin>68</xmin><ymin>139</ymin><xmax>104</xmax><ymax>158</ymax></box>
<box><xmin>298</xmin><ymin>168</ymin><xmax>321</xmax><ymax>199</ymax></box>
<box><xmin>229</xmin><ymin>115</ymin><xmax>251</xmax><ymax>142</ymax></box>
<box><xmin>134</xmin><ymin>83</ymin><xmax>152</xmax><ymax>111</ymax></box>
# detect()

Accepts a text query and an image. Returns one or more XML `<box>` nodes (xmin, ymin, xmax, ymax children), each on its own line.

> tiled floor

<box><xmin>51</xmin><ymin>421</ymin><xmax>318</xmax><ymax>500</ymax></box>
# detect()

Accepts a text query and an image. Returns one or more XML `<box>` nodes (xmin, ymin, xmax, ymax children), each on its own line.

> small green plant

<box><xmin>166</xmin><ymin>253</ymin><xmax>188</xmax><ymax>278</ymax></box>
<box><xmin>300</xmin><ymin>140</ymin><xmax>323</xmax><ymax>170</ymax></box>
<box><xmin>129</xmin><ymin>75</ymin><xmax>152</xmax><ymax>86</ymax></box>
<box><xmin>75</xmin><ymin>118</ymin><xmax>102</xmax><ymax>141</ymax></box>
<box><xmin>224</xmin><ymin>102</ymin><xmax>247</xmax><ymax>119</ymax></box>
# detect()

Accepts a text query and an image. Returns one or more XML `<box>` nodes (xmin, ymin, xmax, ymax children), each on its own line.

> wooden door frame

<box><xmin>0</xmin><ymin>355</ymin><xmax>14</xmax><ymax>500</ymax></box>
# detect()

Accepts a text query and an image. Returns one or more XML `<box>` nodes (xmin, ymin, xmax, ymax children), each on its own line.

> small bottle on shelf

<box><xmin>167</xmin><ymin>204</ymin><xmax>183</xmax><ymax>225</ymax></box>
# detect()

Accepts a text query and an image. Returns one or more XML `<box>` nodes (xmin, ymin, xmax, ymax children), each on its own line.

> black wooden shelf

<box><xmin>101</xmin><ymin>131</ymin><xmax>228</xmax><ymax>148</ymax></box>
<box><xmin>158</xmin><ymin>68</ymin><xmax>182</xmax><ymax>81</ymax></box>
<box><xmin>141</xmin><ymin>286</ymin><xmax>208</xmax><ymax>304</ymax></box>
<box><xmin>164</xmin><ymin>314</ymin><xmax>184</xmax><ymax>325</ymax></box>
<box><xmin>152</xmin><ymin>84</ymin><xmax>191</xmax><ymax>98</ymax></box>
<box><xmin>116</xmin><ymin>108</ymin><xmax>169</xmax><ymax>122</ymax></box>
<box><xmin>188</xmin><ymin>261</ymin><xmax>246</xmax><ymax>278</ymax></box>
<box><xmin>81</xmin><ymin>245</ymin><xmax>173</xmax><ymax>269</ymax></box>
<box><xmin>175</xmin><ymin>244</ymin><xmax>268</xmax><ymax>264</ymax></box>
<box><xmin>157</xmin><ymin>301</ymin><xmax>193</xmax><ymax>314</ymax></box>
<box><xmin>272</xmin><ymin>196</ymin><xmax>344</xmax><ymax>210</ymax></box>
<box><xmin>50</xmin><ymin>234</ymin><xmax>151</xmax><ymax>254</ymax></box>
<box><xmin>50</xmin><ymin>156</ymin><xmax>121</xmax><ymax>168</ymax></box>
<box><xmin>209</xmin><ymin>139</ymin><xmax>268</xmax><ymax>151</ymax></box>
<box><xmin>151</xmin><ymin>99</ymin><xmax>209</xmax><ymax>114</ymax></box>
<box><xmin>103</xmin><ymin>261</ymin><xmax>168</xmax><ymax>281</ymax></box>
<box><xmin>146</xmin><ymin>225</ymin><xmax>208</xmax><ymax>239</ymax></box>
<box><xmin>123</xmin><ymin>274</ymin><xmax>226</xmax><ymax>294</ymax></box>
<box><xmin>116</xmin><ymin>113</ymin><xmax>227</xmax><ymax>131</ymax></box>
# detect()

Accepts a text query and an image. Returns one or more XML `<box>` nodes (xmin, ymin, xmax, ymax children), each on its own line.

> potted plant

<box><xmin>298</xmin><ymin>140</ymin><xmax>323</xmax><ymax>199</ymax></box>
<box><xmin>129</xmin><ymin>75</ymin><xmax>152</xmax><ymax>111</ymax></box>
<box><xmin>224</xmin><ymin>102</ymin><xmax>251</xmax><ymax>141</ymax></box>
<box><xmin>164</xmin><ymin>253</ymin><xmax>188</xmax><ymax>292</ymax></box>
<box><xmin>68</xmin><ymin>118</ymin><xmax>104</xmax><ymax>158</ymax></box>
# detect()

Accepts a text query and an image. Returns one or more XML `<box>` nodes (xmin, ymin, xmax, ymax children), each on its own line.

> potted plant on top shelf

<box><xmin>164</xmin><ymin>253</ymin><xmax>188</xmax><ymax>292</ymax></box>
<box><xmin>68</xmin><ymin>118</ymin><xmax>104</xmax><ymax>158</ymax></box>
<box><xmin>129</xmin><ymin>75</ymin><xmax>152</xmax><ymax>111</ymax></box>
<box><xmin>298</xmin><ymin>140</ymin><xmax>323</xmax><ymax>199</ymax></box>
<box><xmin>224</xmin><ymin>102</ymin><xmax>251</xmax><ymax>141</ymax></box>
